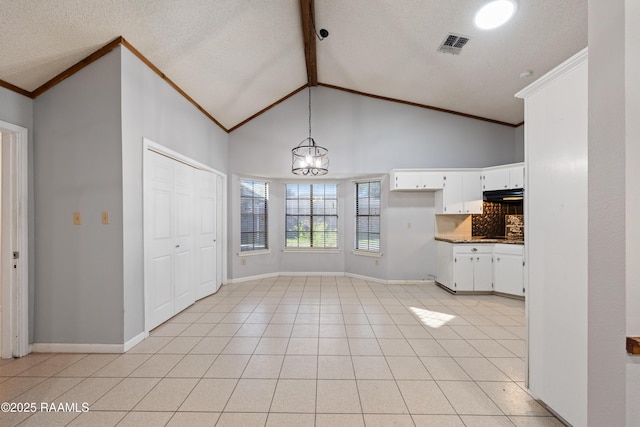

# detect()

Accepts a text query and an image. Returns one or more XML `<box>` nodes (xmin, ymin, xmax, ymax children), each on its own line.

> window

<box><xmin>356</xmin><ymin>181</ymin><xmax>381</xmax><ymax>252</ymax></box>
<box><xmin>286</xmin><ymin>183</ymin><xmax>338</xmax><ymax>248</ymax></box>
<box><xmin>240</xmin><ymin>179</ymin><xmax>268</xmax><ymax>251</ymax></box>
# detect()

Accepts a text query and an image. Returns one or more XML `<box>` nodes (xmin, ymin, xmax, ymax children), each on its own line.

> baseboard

<box><xmin>386</xmin><ymin>279</ymin><xmax>436</xmax><ymax>285</ymax></box>
<box><xmin>32</xmin><ymin>342</ymin><xmax>125</xmax><ymax>354</ymax></box>
<box><xmin>124</xmin><ymin>331</ymin><xmax>148</xmax><ymax>352</ymax></box>
<box><xmin>226</xmin><ymin>272</ymin><xmax>280</xmax><ymax>283</ymax></box>
<box><xmin>345</xmin><ymin>272</ymin><xmax>386</xmax><ymax>284</ymax></box>
<box><xmin>280</xmin><ymin>271</ymin><xmax>346</xmax><ymax>277</ymax></box>
<box><xmin>228</xmin><ymin>271</ymin><xmax>436</xmax><ymax>286</ymax></box>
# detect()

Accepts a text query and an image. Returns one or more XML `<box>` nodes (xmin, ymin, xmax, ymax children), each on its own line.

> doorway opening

<box><xmin>0</xmin><ymin>120</ymin><xmax>29</xmax><ymax>359</ymax></box>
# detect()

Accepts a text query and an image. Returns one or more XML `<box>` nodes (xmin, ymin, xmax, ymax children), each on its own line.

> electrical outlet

<box><xmin>241</xmin><ymin>258</ymin><xmax>247</xmax><ymax>265</ymax></box>
<box><xmin>73</xmin><ymin>212</ymin><xmax>82</xmax><ymax>225</ymax></box>
<box><xmin>375</xmin><ymin>259</ymin><xmax>380</xmax><ymax>266</ymax></box>
<box><xmin>101</xmin><ymin>211</ymin><xmax>110</xmax><ymax>224</ymax></box>
<box><xmin>407</xmin><ymin>222</ymin><xmax>412</xmax><ymax>229</ymax></box>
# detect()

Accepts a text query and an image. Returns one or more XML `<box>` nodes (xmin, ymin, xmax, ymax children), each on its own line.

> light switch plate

<box><xmin>73</xmin><ymin>212</ymin><xmax>81</xmax><ymax>225</ymax></box>
<box><xmin>102</xmin><ymin>211</ymin><xmax>110</xmax><ymax>224</ymax></box>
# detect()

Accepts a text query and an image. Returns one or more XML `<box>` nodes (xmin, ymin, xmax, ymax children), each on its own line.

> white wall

<box><xmin>120</xmin><ymin>47</ymin><xmax>229</xmax><ymax>341</ymax></box>
<box><xmin>0</xmin><ymin>87</ymin><xmax>34</xmax><ymax>341</ymax></box>
<box><xmin>227</xmin><ymin>86</ymin><xmax>521</xmax><ymax>281</ymax></box>
<box><xmin>519</xmin><ymin>52</ymin><xmax>588</xmax><ymax>426</ymax></box>
<box><xmin>33</xmin><ymin>49</ymin><xmax>124</xmax><ymax>345</ymax></box>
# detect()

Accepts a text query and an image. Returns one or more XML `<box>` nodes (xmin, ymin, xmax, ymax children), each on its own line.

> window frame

<box><xmin>284</xmin><ymin>183</ymin><xmax>339</xmax><ymax>250</ymax></box>
<box><xmin>355</xmin><ymin>180</ymin><xmax>381</xmax><ymax>254</ymax></box>
<box><xmin>240</xmin><ymin>179</ymin><xmax>269</xmax><ymax>253</ymax></box>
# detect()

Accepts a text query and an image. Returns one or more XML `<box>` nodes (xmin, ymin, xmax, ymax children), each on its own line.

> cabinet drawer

<box><xmin>454</xmin><ymin>244</ymin><xmax>494</xmax><ymax>255</ymax></box>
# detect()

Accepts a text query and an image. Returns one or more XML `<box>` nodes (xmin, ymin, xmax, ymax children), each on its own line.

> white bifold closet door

<box><xmin>145</xmin><ymin>150</ymin><xmax>218</xmax><ymax>330</ymax></box>
<box><xmin>195</xmin><ymin>169</ymin><xmax>218</xmax><ymax>299</ymax></box>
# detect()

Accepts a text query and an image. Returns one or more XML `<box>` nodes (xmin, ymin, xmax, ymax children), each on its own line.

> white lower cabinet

<box><xmin>436</xmin><ymin>242</ymin><xmax>492</xmax><ymax>292</ymax></box>
<box><xmin>453</xmin><ymin>245</ymin><xmax>493</xmax><ymax>292</ymax></box>
<box><xmin>493</xmin><ymin>244</ymin><xmax>525</xmax><ymax>296</ymax></box>
<box><xmin>436</xmin><ymin>241</ymin><xmax>524</xmax><ymax>296</ymax></box>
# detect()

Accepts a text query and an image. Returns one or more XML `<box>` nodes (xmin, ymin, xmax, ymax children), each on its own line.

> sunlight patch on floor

<box><xmin>410</xmin><ymin>306</ymin><xmax>455</xmax><ymax>328</ymax></box>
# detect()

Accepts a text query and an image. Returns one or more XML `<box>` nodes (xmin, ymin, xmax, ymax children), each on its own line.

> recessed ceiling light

<box><xmin>475</xmin><ymin>0</ymin><xmax>517</xmax><ymax>30</ymax></box>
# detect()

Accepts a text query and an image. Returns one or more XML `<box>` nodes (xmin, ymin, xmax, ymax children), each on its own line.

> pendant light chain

<box><xmin>308</xmin><ymin>85</ymin><xmax>312</xmax><ymax>140</ymax></box>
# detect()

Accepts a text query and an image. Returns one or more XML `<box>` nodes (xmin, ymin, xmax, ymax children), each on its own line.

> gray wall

<box><xmin>514</xmin><ymin>124</ymin><xmax>524</xmax><ymax>162</ymax></box>
<box><xmin>228</xmin><ymin>86</ymin><xmax>521</xmax><ymax>281</ymax></box>
<box><xmin>587</xmin><ymin>0</ymin><xmax>627</xmax><ymax>424</ymax></box>
<box><xmin>120</xmin><ymin>47</ymin><xmax>229</xmax><ymax>341</ymax></box>
<box><xmin>230</xmin><ymin>87</ymin><xmax>519</xmax><ymax>177</ymax></box>
<box><xmin>33</xmin><ymin>49</ymin><xmax>124</xmax><ymax>345</ymax></box>
<box><xmin>28</xmin><ymin>45</ymin><xmax>230</xmax><ymax>346</ymax></box>
<box><xmin>0</xmin><ymin>87</ymin><xmax>35</xmax><ymax>341</ymax></box>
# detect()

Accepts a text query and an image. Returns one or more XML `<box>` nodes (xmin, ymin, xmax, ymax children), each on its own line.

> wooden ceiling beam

<box><xmin>299</xmin><ymin>0</ymin><xmax>318</xmax><ymax>86</ymax></box>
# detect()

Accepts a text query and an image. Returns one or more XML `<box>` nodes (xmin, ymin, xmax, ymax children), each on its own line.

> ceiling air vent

<box><xmin>437</xmin><ymin>33</ymin><xmax>470</xmax><ymax>55</ymax></box>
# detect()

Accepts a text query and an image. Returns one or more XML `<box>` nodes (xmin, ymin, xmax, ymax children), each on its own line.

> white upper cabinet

<box><xmin>482</xmin><ymin>163</ymin><xmax>525</xmax><ymax>191</ymax></box>
<box><xmin>436</xmin><ymin>170</ymin><xmax>482</xmax><ymax>214</ymax></box>
<box><xmin>390</xmin><ymin>170</ymin><xmax>445</xmax><ymax>191</ymax></box>
<box><xmin>462</xmin><ymin>171</ymin><xmax>483</xmax><ymax>213</ymax></box>
<box><xmin>509</xmin><ymin>165</ymin><xmax>524</xmax><ymax>189</ymax></box>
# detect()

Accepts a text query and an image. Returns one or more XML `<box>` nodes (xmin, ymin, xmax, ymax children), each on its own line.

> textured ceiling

<box><xmin>0</xmin><ymin>0</ymin><xmax>587</xmax><ymax>130</ymax></box>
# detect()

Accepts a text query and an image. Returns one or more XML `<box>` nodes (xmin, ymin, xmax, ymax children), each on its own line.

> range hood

<box><xmin>483</xmin><ymin>188</ymin><xmax>524</xmax><ymax>203</ymax></box>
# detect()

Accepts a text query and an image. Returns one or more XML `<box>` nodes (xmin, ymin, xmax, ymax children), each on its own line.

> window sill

<box><xmin>238</xmin><ymin>249</ymin><xmax>271</xmax><ymax>257</ymax></box>
<box><xmin>282</xmin><ymin>248</ymin><xmax>341</xmax><ymax>254</ymax></box>
<box><xmin>352</xmin><ymin>250</ymin><xmax>383</xmax><ymax>258</ymax></box>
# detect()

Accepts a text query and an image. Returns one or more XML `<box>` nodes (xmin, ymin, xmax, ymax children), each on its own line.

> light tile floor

<box><xmin>0</xmin><ymin>276</ymin><xmax>565</xmax><ymax>426</ymax></box>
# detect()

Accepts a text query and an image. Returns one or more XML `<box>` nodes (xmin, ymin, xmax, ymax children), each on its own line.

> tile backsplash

<box><xmin>472</xmin><ymin>201</ymin><xmax>524</xmax><ymax>237</ymax></box>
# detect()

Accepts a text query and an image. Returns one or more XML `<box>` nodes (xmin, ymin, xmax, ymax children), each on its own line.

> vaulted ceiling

<box><xmin>0</xmin><ymin>0</ymin><xmax>587</xmax><ymax>131</ymax></box>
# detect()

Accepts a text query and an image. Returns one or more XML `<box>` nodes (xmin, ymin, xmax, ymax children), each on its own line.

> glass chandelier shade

<box><xmin>292</xmin><ymin>86</ymin><xmax>329</xmax><ymax>176</ymax></box>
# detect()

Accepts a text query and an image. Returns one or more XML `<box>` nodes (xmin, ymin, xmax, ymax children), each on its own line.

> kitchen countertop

<box><xmin>435</xmin><ymin>236</ymin><xmax>524</xmax><ymax>245</ymax></box>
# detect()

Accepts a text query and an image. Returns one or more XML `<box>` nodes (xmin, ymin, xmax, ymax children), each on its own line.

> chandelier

<box><xmin>292</xmin><ymin>86</ymin><xmax>329</xmax><ymax>176</ymax></box>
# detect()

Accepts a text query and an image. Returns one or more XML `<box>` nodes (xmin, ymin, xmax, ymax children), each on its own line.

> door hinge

<box><xmin>523</xmin><ymin>260</ymin><xmax>526</xmax><ymax>266</ymax></box>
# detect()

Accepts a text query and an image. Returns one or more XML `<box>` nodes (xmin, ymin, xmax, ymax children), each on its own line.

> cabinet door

<box><xmin>509</xmin><ymin>165</ymin><xmax>524</xmax><ymax>189</ymax></box>
<box><xmin>462</xmin><ymin>171</ymin><xmax>483</xmax><ymax>214</ymax></box>
<box><xmin>454</xmin><ymin>254</ymin><xmax>474</xmax><ymax>291</ymax></box>
<box><xmin>420</xmin><ymin>172</ymin><xmax>445</xmax><ymax>189</ymax></box>
<box><xmin>442</xmin><ymin>172</ymin><xmax>464</xmax><ymax>214</ymax></box>
<box><xmin>482</xmin><ymin>168</ymin><xmax>510</xmax><ymax>191</ymax></box>
<box><xmin>435</xmin><ymin>241</ymin><xmax>453</xmax><ymax>288</ymax></box>
<box><xmin>494</xmin><ymin>253</ymin><xmax>524</xmax><ymax>296</ymax></box>
<box><xmin>392</xmin><ymin>171</ymin><xmax>421</xmax><ymax>190</ymax></box>
<box><xmin>473</xmin><ymin>254</ymin><xmax>494</xmax><ymax>291</ymax></box>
